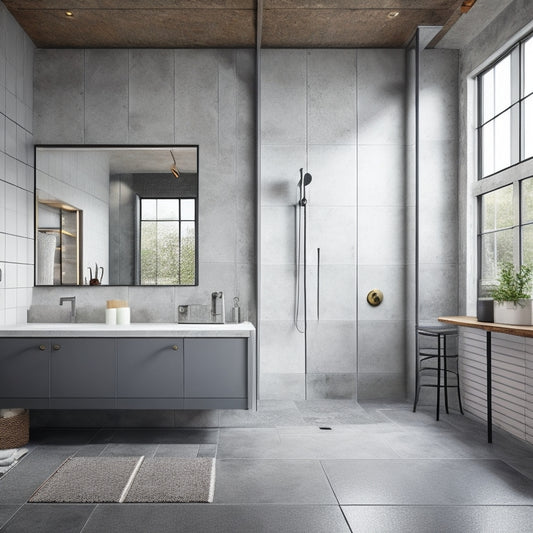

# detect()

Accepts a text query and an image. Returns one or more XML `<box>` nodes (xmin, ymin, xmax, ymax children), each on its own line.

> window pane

<box><xmin>157</xmin><ymin>222</ymin><xmax>180</xmax><ymax>285</ymax></box>
<box><xmin>142</xmin><ymin>199</ymin><xmax>157</xmax><ymax>221</ymax></box>
<box><xmin>524</xmin><ymin>36</ymin><xmax>533</xmax><ymax>96</ymax></box>
<box><xmin>480</xmin><ymin>229</ymin><xmax>514</xmax><ymax>287</ymax></box>
<box><xmin>480</xmin><ymin>121</ymin><xmax>494</xmax><ymax>177</ymax></box>
<box><xmin>493</xmin><ymin>109</ymin><xmax>512</xmax><ymax>173</ymax></box>
<box><xmin>494</xmin><ymin>55</ymin><xmax>512</xmax><ymax>115</ymax></box>
<box><xmin>140</xmin><ymin>221</ymin><xmax>157</xmax><ymax>284</ymax></box>
<box><xmin>523</xmin><ymin>224</ymin><xmax>533</xmax><ymax>265</ymax></box>
<box><xmin>181</xmin><ymin>199</ymin><xmax>195</xmax><ymax>220</ymax></box>
<box><xmin>157</xmin><ymin>199</ymin><xmax>179</xmax><ymax>220</ymax></box>
<box><xmin>180</xmin><ymin>221</ymin><xmax>196</xmax><ymax>285</ymax></box>
<box><xmin>525</xmin><ymin>95</ymin><xmax>533</xmax><ymax>160</ymax></box>
<box><xmin>481</xmin><ymin>185</ymin><xmax>513</xmax><ymax>232</ymax></box>
<box><xmin>481</xmin><ymin>69</ymin><xmax>494</xmax><ymax>123</ymax></box>
<box><xmin>523</xmin><ymin>178</ymin><xmax>533</xmax><ymax>223</ymax></box>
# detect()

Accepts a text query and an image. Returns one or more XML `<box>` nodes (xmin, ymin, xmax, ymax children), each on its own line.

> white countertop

<box><xmin>0</xmin><ymin>322</ymin><xmax>256</xmax><ymax>338</ymax></box>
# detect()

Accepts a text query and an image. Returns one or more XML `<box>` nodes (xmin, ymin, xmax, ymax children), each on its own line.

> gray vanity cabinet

<box><xmin>184</xmin><ymin>338</ymin><xmax>248</xmax><ymax>409</ymax></box>
<box><xmin>117</xmin><ymin>338</ymin><xmax>184</xmax><ymax>408</ymax></box>
<box><xmin>50</xmin><ymin>338</ymin><xmax>116</xmax><ymax>408</ymax></box>
<box><xmin>0</xmin><ymin>338</ymin><xmax>50</xmax><ymax>408</ymax></box>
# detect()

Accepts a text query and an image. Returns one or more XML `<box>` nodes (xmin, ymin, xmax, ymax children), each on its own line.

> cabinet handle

<box><xmin>39</xmin><ymin>344</ymin><xmax>47</xmax><ymax>351</ymax></box>
<box><xmin>171</xmin><ymin>345</ymin><xmax>179</xmax><ymax>351</ymax></box>
<box><xmin>53</xmin><ymin>344</ymin><xmax>61</xmax><ymax>351</ymax></box>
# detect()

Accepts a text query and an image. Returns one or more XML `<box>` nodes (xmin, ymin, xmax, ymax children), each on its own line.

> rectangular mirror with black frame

<box><xmin>34</xmin><ymin>145</ymin><xmax>199</xmax><ymax>287</ymax></box>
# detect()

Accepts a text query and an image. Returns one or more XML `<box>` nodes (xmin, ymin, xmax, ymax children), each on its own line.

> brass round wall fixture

<box><xmin>367</xmin><ymin>289</ymin><xmax>383</xmax><ymax>306</ymax></box>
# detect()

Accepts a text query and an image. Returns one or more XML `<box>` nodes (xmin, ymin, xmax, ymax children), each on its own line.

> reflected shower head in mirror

<box><xmin>170</xmin><ymin>150</ymin><xmax>180</xmax><ymax>179</ymax></box>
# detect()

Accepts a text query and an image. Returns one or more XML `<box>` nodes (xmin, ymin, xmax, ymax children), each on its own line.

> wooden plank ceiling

<box><xmin>3</xmin><ymin>0</ymin><xmax>473</xmax><ymax>49</ymax></box>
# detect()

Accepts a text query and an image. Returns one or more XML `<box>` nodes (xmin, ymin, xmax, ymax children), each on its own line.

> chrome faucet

<box><xmin>211</xmin><ymin>291</ymin><xmax>225</xmax><ymax>324</ymax></box>
<box><xmin>60</xmin><ymin>296</ymin><xmax>76</xmax><ymax>323</ymax></box>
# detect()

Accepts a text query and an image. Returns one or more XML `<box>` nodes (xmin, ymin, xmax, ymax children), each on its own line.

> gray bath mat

<box><xmin>29</xmin><ymin>456</ymin><xmax>215</xmax><ymax>503</ymax></box>
<box><xmin>125</xmin><ymin>457</ymin><xmax>216</xmax><ymax>503</ymax></box>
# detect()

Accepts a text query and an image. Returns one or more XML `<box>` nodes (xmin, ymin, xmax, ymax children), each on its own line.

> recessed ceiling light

<box><xmin>388</xmin><ymin>11</ymin><xmax>400</xmax><ymax>19</ymax></box>
<box><xmin>65</xmin><ymin>11</ymin><xmax>74</xmax><ymax>17</ymax></box>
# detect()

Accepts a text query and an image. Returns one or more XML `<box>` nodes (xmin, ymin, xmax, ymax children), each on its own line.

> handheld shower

<box><xmin>298</xmin><ymin>169</ymin><xmax>312</xmax><ymax>205</ymax></box>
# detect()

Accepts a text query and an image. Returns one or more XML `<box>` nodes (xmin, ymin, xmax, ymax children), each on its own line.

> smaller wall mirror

<box><xmin>35</xmin><ymin>145</ymin><xmax>199</xmax><ymax>287</ymax></box>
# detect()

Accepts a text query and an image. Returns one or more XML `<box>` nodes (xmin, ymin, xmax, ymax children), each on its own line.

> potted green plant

<box><xmin>490</xmin><ymin>263</ymin><xmax>533</xmax><ymax>325</ymax></box>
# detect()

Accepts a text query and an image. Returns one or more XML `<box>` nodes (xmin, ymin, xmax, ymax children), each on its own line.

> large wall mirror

<box><xmin>35</xmin><ymin>145</ymin><xmax>199</xmax><ymax>287</ymax></box>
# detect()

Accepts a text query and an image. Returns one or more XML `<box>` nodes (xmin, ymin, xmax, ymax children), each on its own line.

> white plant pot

<box><xmin>493</xmin><ymin>300</ymin><xmax>532</xmax><ymax>325</ymax></box>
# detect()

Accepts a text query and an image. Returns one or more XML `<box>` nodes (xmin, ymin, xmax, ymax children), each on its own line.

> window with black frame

<box><xmin>140</xmin><ymin>198</ymin><xmax>196</xmax><ymax>286</ymax></box>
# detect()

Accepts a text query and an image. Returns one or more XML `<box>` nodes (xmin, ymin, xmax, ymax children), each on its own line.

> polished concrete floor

<box><xmin>1</xmin><ymin>400</ymin><xmax>533</xmax><ymax>532</ymax></box>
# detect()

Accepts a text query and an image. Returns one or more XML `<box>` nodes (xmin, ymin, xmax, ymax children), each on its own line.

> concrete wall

<box><xmin>0</xmin><ymin>4</ymin><xmax>34</xmax><ymax>325</ymax></box>
<box><xmin>260</xmin><ymin>49</ymin><xmax>409</xmax><ymax>400</ymax></box>
<box><xmin>31</xmin><ymin>49</ymin><xmax>256</xmax><ymax>325</ymax></box>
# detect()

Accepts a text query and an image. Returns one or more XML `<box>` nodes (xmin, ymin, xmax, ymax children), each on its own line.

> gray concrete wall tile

<box><xmin>261</xmin><ymin>50</ymin><xmax>307</xmax><ymax>145</ymax></box>
<box><xmin>358</xmin><ymin>320</ymin><xmax>406</xmax><ymax>373</ymax></box>
<box><xmin>129</xmin><ymin>50</ymin><xmax>174</xmax><ymax>144</ymax></box>
<box><xmin>356</xmin><ymin>49</ymin><xmax>405</xmax><ymax>146</ymax></box>
<box><xmin>306</xmin><ymin>373</ymin><xmax>357</xmax><ymax>400</ymax></box>
<box><xmin>260</xmin><ymin>373</ymin><xmax>305</xmax><ymax>400</ymax></box>
<box><xmin>260</xmin><ymin>320</ymin><xmax>305</xmax><ymax>373</ymax></box>
<box><xmin>261</xmin><ymin>145</ymin><xmax>306</xmax><ymax>207</ymax></box>
<box><xmin>307</xmin><ymin>50</ymin><xmax>356</xmax><ymax>145</ymax></box>
<box><xmin>85</xmin><ymin>50</ymin><xmax>129</xmax><ymax>144</ymax></box>
<box><xmin>358</xmin><ymin>206</ymin><xmax>407</xmax><ymax>266</ymax></box>
<box><xmin>358</xmin><ymin>265</ymin><xmax>406</xmax><ymax>322</ymax></box>
<box><xmin>307</xmin><ymin>144</ymin><xmax>356</xmax><ymax>207</ymax></box>
<box><xmin>307</xmin><ymin>321</ymin><xmax>356</xmax><ymax>374</ymax></box>
<box><xmin>358</xmin><ymin>144</ymin><xmax>405</xmax><ymax>207</ymax></box>
<box><xmin>34</xmin><ymin>49</ymin><xmax>84</xmax><ymax>144</ymax></box>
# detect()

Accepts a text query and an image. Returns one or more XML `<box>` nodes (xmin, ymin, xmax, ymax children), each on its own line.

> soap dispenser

<box><xmin>232</xmin><ymin>297</ymin><xmax>242</xmax><ymax>323</ymax></box>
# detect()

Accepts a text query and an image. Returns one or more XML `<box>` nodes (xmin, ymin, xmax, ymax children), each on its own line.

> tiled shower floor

<box><xmin>1</xmin><ymin>400</ymin><xmax>533</xmax><ymax>532</ymax></box>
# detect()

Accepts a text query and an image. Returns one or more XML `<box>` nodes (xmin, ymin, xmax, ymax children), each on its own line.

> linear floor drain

<box><xmin>319</xmin><ymin>426</ymin><xmax>332</xmax><ymax>430</ymax></box>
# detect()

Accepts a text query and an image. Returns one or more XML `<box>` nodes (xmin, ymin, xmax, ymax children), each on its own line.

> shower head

<box><xmin>298</xmin><ymin>169</ymin><xmax>312</xmax><ymax>187</ymax></box>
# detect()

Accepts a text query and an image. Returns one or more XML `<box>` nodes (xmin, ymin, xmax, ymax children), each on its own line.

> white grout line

<box><xmin>208</xmin><ymin>458</ymin><xmax>216</xmax><ymax>503</ymax></box>
<box><xmin>118</xmin><ymin>455</ymin><xmax>144</xmax><ymax>503</ymax></box>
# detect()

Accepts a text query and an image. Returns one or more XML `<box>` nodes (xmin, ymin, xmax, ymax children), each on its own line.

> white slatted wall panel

<box><xmin>459</xmin><ymin>329</ymin><xmax>529</xmax><ymax>442</ymax></box>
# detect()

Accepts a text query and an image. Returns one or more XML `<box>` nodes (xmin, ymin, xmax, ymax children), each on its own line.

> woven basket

<box><xmin>0</xmin><ymin>410</ymin><xmax>29</xmax><ymax>449</ymax></box>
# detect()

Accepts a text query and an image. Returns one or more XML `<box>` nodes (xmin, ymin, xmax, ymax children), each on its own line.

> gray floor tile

<box><xmin>98</xmin><ymin>443</ymin><xmax>158</xmax><ymax>457</ymax></box>
<box><xmin>92</xmin><ymin>428</ymin><xmax>219</xmax><ymax>445</ymax></box>
<box><xmin>342</xmin><ymin>505</ymin><xmax>533</xmax><ymax>533</ymax></box>
<box><xmin>322</xmin><ymin>458</ymin><xmax>533</xmax><ymax>505</ymax></box>
<box><xmin>198</xmin><ymin>444</ymin><xmax>217</xmax><ymax>458</ymax></box>
<box><xmin>380</xmin><ymin>407</ymin><xmax>458</xmax><ymax>429</ymax></box>
<box><xmin>0</xmin><ymin>503</ymin><xmax>94</xmax><ymax>533</ymax></box>
<box><xmin>0</xmin><ymin>447</ymin><xmax>80</xmax><ymax>504</ymax></box>
<box><xmin>218</xmin><ymin>427</ymin><xmax>399</xmax><ymax>459</ymax></box>
<box><xmin>214</xmin><ymin>459</ymin><xmax>338</xmax><ymax>504</ymax></box>
<box><xmin>83</xmin><ymin>504</ymin><xmax>351</xmax><ymax>533</ymax></box>
<box><xmin>0</xmin><ymin>505</ymin><xmax>20</xmax><ymax>529</ymax></box>
<box><xmin>218</xmin><ymin>407</ymin><xmax>305</xmax><ymax>427</ymax></box>
<box><xmin>71</xmin><ymin>444</ymin><xmax>110</xmax><ymax>457</ymax></box>
<box><xmin>154</xmin><ymin>444</ymin><xmax>200</xmax><ymax>457</ymax></box>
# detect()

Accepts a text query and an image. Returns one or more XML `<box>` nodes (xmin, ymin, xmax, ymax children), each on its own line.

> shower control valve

<box><xmin>367</xmin><ymin>289</ymin><xmax>383</xmax><ymax>307</ymax></box>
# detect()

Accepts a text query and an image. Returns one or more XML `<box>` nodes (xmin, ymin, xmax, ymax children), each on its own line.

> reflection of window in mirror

<box><xmin>140</xmin><ymin>198</ymin><xmax>196</xmax><ymax>285</ymax></box>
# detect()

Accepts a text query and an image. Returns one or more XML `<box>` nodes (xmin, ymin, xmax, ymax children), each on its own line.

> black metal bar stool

<box><xmin>413</xmin><ymin>325</ymin><xmax>464</xmax><ymax>420</ymax></box>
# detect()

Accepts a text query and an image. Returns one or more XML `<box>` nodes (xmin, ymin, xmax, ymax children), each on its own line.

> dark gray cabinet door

<box><xmin>0</xmin><ymin>338</ymin><xmax>49</xmax><ymax>398</ymax></box>
<box><xmin>50</xmin><ymin>338</ymin><xmax>116</xmax><ymax>398</ymax></box>
<box><xmin>184</xmin><ymin>338</ymin><xmax>247</xmax><ymax>398</ymax></box>
<box><xmin>117</xmin><ymin>338</ymin><xmax>184</xmax><ymax>398</ymax></box>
